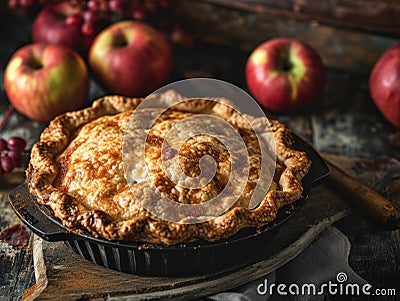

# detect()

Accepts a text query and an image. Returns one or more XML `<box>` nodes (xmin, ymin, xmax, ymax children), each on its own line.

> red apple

<box><xmin>88</xmin><ymin>20</ymin><xmax>173</xmax><ymax>97</ymax></box>
<box><xmin>246</xmin><ymin>38</ymin><xmax>325</xmax><ymax>112</ymax></box>
<box><xmin>4</xmin><ymin>43</ymin><xmax>89</xmax><ymax>122</ymax></box>
<box><xmin>369</xmin><ymin>42</ymin><xmax>400</xmax><ymax>128</ymax></box>
<box><xmin>32</xmin><ymin>1</ymin><xmax>102</xmax><ymax>53</ymax></box>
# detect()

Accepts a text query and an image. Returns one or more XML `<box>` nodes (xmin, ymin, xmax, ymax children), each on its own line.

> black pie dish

<box><xmin>9</xmin><ymin>135</ymin><xmax>329</xmax><ymax>276</ymax></box>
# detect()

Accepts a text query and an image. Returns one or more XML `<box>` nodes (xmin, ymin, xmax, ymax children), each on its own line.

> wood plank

<box><xmin>170</xmin><ymin>0</ymin><xmax>397</xmax><ymax>73</ymax></box>
<box><xmin>202</xmin><ymin>0</ymin><xmax>400</xmax><ymax>37</ymax></box>
<box><xmin>328</xmin><ymin>155</ymin><xmax>400</xmax><ymax>293</ymax></box>
<box><xmin>310</xmin><ymin>69</ymin><xmax>399</xmax><ymax>158</ymax></box>
<box><xmin>0</xmin><ymin>171</ymin><xmax>35</xmax><ymax>301</ymax></box>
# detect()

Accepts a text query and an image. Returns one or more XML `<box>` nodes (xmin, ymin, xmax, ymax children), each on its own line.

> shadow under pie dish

<box><xmin>10</xmin><ymin>91</ymin><xmax>329</xmax><ymax>276</ymax></box>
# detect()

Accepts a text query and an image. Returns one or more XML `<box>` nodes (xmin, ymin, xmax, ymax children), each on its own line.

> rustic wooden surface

<box><xmin>171</xmin><ymin>0</ymin><xmax>398</xmax><ymax>73</ymax></box>
<box><xmin>1</xmin><ymin>154</ymin><xmax>398</xmax><ymax>300</ymax></box>
<box><xmin>0</xmin><ymin>5</ymin><xmax>400</xmax><ymax>301</ymax></box>
<box><xmin>201</xmin><ymin>0</ymin><xmax>400</xmax><ymax>37</ymax></box>
<box><xmin>0</xmin><ymin>171</ymin><xmax>35</xmax><ymax>301</ymax></box>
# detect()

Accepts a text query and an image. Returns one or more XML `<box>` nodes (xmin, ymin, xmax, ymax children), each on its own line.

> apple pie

<box><xmin>27</xmin><ymin>91</ymin><xmax>311</xmax><ymax>245</ymax></box>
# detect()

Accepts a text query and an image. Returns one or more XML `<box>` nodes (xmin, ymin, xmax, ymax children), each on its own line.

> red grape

<box><xmin>19</xmin><ymin>0</ymin><xmax>34</xmax><ymax>8</ymax></box>
<box><xmin>132</xmin><ymin>8</ymin><xmax>146</xmax><ymax>20</ymax></box>
<box><xmin>108</xmin><ymin>0</ymin><xmax>124</xmax><ymax>12</ymax></box>
<box><xmin>0</xmin><ymin>138</ymin><xmax>7</xmax><ymax>151</ymax></box>
<box><xmin>1</xmin><ymin>156</ymin><xmax>16</xmax><ymax>173</ymax></box>
<box><xmin>100</xmin><ymin>0</ymin><xmax>108</xmax><ymax>11</ymax></box>
<box><xmin>81</xmin><ymin>22</ymin><xmax>94</xmax><ymax>36</ymax></box>
<box><xmin>66</xmin><ymin>14</ymin><xmax>84</xmax><ymax>27</ymax></box>
<box><xmin>8</xmin><ymin>0</ymin><xmax>19</xmax><ymax>9</ymax></box>
<box><xmin>87</xmin><ymin>0</ymin><xmax>101</xmax><ymax>11</ymax></box>
<box><xmin>7</xmin><ymin>137</ymin><xmax>27</xmax><ymax>152</ymax></box>
<box><xmin>7</xmin><ymin>150</ymin><xmax>23</xmax><ymax>167</ymax></box>
<box><xmin>83</xmin><ymin>10</ymin><xmax>98</xmax><ymax>24</ymax></box>
<box><xmin>6</xmin><ymin>0</ymin><xmax>193</xmax><ymax>49</ymax></box>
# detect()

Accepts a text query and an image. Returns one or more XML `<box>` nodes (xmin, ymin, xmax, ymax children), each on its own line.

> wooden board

<box><xmin>22</xmin><ymin>153</ymin><xmax>355</xmax><ymax>300</ymax></box>
<box><xmin>170</xmin><ymin>0</ymin><xmax>397</xmax><ymax>73</ymax></box>
<box><xmin>0</xmin><ymin>170</ymin><xmax>35</xmax><ymax>301</ymax></box>
<box><xmin>202</xmin><ymin>0</ymin><xmax>400</xmax><ymax>37</ymax></box>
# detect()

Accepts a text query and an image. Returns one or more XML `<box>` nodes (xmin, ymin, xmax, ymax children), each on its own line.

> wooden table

<box><xmin>1</xmin><ymin>5</ymin><xmax>399</xmax><ymax>300</ymax></box>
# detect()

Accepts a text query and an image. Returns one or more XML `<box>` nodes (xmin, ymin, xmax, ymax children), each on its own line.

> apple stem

<box><xmin>0</xmin><ymin>105</ymin><xmax>15</xmax><ymax>132</ymax></box>
<box><xmin>283</xmin><ymin>60</ymin><xmax>292</xmax><ymax>72</ymax></box>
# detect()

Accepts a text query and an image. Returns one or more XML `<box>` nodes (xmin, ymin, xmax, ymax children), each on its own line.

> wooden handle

<box><xmin>323</xmin><ymin>157</ymin><xmax>400</xmax><ymax>230</ymax></box>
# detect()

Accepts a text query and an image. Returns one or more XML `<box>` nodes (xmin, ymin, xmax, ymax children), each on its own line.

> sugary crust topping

<box><xmin>28</xmin><ymin>91</ymin><xmax>311</xmax><ymax>245</ymax></box>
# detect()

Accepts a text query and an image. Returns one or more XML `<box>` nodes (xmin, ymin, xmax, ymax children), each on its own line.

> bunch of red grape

<box><xmin>8</xmin><ymin>0</ymin><xmax>47</xmax><ymax>11</ymax></box>
<box><xmin>0</xmin><ymin>137</ymin><xmax>27</xmax><ymax>178</ymax></box>
<box><xmin>75</xmin><ymin>0</ymin><xmax>171</xmax><ymax>37</ymax></box>
<box><xmin>8</xmin><ymin>0</ymin><xmax>194</xmax><ymax>47</ymax></box>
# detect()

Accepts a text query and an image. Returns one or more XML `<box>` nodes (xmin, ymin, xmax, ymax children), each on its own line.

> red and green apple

<box><xmin>369</xmin><ymin>42</ymin><xmax>400</xmax><ymax>128</ymax></box>
<box><xmin>32</xmin><ymin>0</ymin><xmax>101</xmax><ymax>53</ymax></box>
<box><xmin>246</xmin><ymin>38</ymin><xmax>326</xmax><ymax>113</ymax></box>
<box><xmin>4</xmin><ymin>43</ymin><xmax>89</xmax><ymax>122</ymax></box>
<box><xmin>88</xmin><ymin>20</ymin><xmax>173</xmax><ymax>97</ymax></box>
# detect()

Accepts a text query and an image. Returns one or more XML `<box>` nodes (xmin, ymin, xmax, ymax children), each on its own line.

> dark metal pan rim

<box><xmin>13</xmin><ymin>181</ymin><xmax>306</xmax><ymax>250</ymax></box>
<box><xmin>61</xmin><ymin>197</ymin><xmax>307</xmax><ymax>250</ymax></box>
<box><xmin>10</xmin><ymin>133</ymin><xmax>328</xmax><ymax>250</ymax></box>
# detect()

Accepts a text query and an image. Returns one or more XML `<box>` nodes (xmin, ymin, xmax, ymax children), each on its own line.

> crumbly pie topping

<box><xmin>28</xmin><ymin>91</ymin><xmax>311</xmax><ymax>245</ymax></box>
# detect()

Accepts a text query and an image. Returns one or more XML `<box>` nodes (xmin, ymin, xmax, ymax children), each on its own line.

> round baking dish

<box><xmin>9</xmin><ymin>135</ymin><xmax>329</xmax><ymax>276</ymax></box>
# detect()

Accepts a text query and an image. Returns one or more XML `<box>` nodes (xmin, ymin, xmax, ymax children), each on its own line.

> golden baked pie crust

<box><xmin>28</xmin><ymin>92</ymin><xmax>311</xmax><ymax>245</ymax></box>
